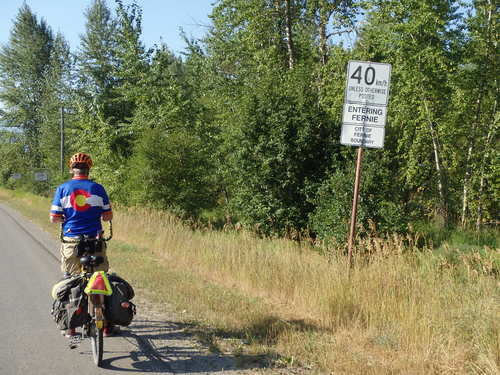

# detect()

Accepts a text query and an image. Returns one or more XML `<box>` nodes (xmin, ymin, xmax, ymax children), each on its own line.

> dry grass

<box><xmin>1</xmin><ymin>188</ymin><xmax>499</xmax><ymax>374</ymax></box>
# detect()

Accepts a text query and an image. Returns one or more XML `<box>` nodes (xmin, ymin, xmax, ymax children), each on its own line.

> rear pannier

<box><xmin>104</xmin><ymin>274</ymin><xmax>136</xmax><ymax>326</ymax></box>
<box><xmin>51</xmin><ymin>276</ymin><xmax>90</xmax><ymax>330</ymax></box>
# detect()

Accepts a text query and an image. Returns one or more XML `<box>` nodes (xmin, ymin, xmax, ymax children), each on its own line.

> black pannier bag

<box><xmin>51</xmin><ymin>275</ymin><xmax>87</xmax><ymax>330</ymax></box>
<box><xmin>105</xmin><ymin>274</ymin><xmax>136</xmax><ymax>326</ymax></box>
<box><xmin>67</xmin><ymin>282</ymin><xmax>91</xmax><ymax>329</ymax></box>
<box><xmin>52</xmin><ymin>298</ymin><xmax>69</xmax><ymax>330</ymax></box>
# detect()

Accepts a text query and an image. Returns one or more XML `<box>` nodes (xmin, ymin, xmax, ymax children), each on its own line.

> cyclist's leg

<box><xmin>60</xmin><ymin>239</ymin><xmax>81</xmax><ymax>276</ymax></box>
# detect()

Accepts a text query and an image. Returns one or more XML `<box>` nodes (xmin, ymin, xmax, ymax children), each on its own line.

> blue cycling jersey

<box><xmin>50</xmin><ymin>177</ymin><xmax>111</xmax><ymax>237</ymax></box>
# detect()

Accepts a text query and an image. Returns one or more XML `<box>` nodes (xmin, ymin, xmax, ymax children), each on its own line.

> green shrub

<box><xmin>309</xmin><ymin>155</ymin><xmax>410</xmax><ymax>243</ymax></box>
<box><xmin>125</xmin><ymin>127</ymin><xmax>218</xmax><ymax>218</ymax></box>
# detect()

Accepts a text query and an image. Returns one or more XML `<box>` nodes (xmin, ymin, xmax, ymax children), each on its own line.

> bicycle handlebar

<box><xmin>60</xmin><ymin>221</ymin><xmax>113</xmax><ymax>243</ymax></box>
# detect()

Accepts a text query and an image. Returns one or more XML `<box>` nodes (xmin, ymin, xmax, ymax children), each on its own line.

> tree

<box><xmin>110</xmin><ymin>0</ymin><xmax>150</xmax><ymax>152</ymax></box>
<box><xmin>73</xmin><ymin>0</ymin><xmax>149</xmax><ymax>194</ymax></box>
<box><xmin>456</xmin><ymin>0</ymin><xmax>499</xmax><ymax>228</ymax></box>
<box><xmin>77</xmin><ymin>0</ymin><xmax>117</xmax><ymax>109</ymax></box>
<box><xmin>306</xmin><ymin>0</ymin><xmax>358</xmax><ymax>65</ymax></box>
<box><xmin>0</xmin><ymin>129</ymin><xmax>29</xmax><ymax>187</ymax></box>
<box><xmin>355</xmin><ymin>0</ymin><xmax>464</xmax><ymax>226</ymax></box>
<box><xmin>126</xmin><ymin>45</ymin><xmax>218</xmax><ymax>215</ymax></box>
<box><xmin>71</xmin><ymin>0</ymin><xmax>119</xmax><ymax>193</ymax></box>
<box><xmin>0</xmin><ymin>4</ymin><xmax>54</xmax><ymax>167</ymax></box>
<box><xmin>309</xmin><ymin>151</ymin><xmax>409</xmax><ymax>243</ymax></box>
<box><xmin>205</xmin><ymin>0</ymin><xmax>338</xmax><ymax>234</ymax></box>
<box><xmin>38</xmin><ymin>33</ymin><xmax>73</xmax><ymax>179</ymax></box>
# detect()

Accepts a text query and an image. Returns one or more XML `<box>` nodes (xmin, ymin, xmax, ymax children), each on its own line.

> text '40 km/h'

<box><xmin>341</xmin><ymin>61</ymin><xmax>392</xmax><ymax>149</ymax></box>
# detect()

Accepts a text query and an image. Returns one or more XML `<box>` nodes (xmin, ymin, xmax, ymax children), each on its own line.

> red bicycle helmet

<box><xmin>68</xmin><ymin>152</ymin><xmax>93</xmax><ymax>169</ymax></box>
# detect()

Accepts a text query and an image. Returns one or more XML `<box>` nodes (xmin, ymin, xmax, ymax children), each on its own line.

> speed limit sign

<box><xmin>344</xmin><ymin>61</ymin><xmax>391</xmax><ymax>106</ymax></box>
<box><xmin>341</xmin><ymin>60</ymin><xmax>392</xmax><ymax>149</ymax></box>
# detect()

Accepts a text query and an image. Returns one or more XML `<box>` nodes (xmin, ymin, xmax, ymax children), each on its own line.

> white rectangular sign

<box><xmin>345</xmin><ymin>61</ymin><xmax>391</xmax><ymax>106</ymax></box>
<box><xmin>340</xmin><ymin>124</ymin><xmax>385</xmax><ymax>149</ymax></box>
<box><xmin>34</xmin><ymin>172</ymin><xmax>48</xmax><ymax>181</ymax></box>
<box><xmin>342</xmin><ymin>103</ymin><xmax>387</xmax><ymax>127</ymax></box>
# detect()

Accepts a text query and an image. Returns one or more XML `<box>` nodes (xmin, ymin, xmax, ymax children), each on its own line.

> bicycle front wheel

<box><xmin>89</xmin><ymin>322</ymin><xmax>104</xmax><ymax>366</ymax></box>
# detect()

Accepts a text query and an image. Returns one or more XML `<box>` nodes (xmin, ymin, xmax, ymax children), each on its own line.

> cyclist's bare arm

<box><xmin>50</xmin><ymin>214</ymin><xmax>64</xmax><ymax>223</ymax></box>
<box><xmin>102</xmin><ymin>211</ymin><xmax>113</xmax><ymax>221</ymax></box>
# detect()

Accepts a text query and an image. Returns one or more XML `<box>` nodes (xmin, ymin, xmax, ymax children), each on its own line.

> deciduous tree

<box><xmin>0</xmin><ymin>4</ymin><xmax>54</xmax><ymax>167</ymax></box>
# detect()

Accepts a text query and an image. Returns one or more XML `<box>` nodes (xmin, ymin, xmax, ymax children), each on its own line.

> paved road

<box><xmin>0</xmin><ymin>203</ymin><xmax>165</xmax><ymax>374</ymax></box>
<box><xmin>0</xmin><ymin>203</ymin><xmax>271</xmax><ymax>375</ymax></box>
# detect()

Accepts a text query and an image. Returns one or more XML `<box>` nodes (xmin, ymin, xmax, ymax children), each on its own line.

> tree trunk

<box><xmin>318</xmin><ymin>7</ymin><xmax>330</xmax><ymax>66</ymax></box>
<box><xmin>284</xmin><ymin>0</ymin><xmax>295</xmax><ymax>69</ymax></box>
<box><xmin>461</xmin><ymin>91</ymin><xmax>483</xmax><ymax>227</ymax></box>
<box><xmin>476</xmin><ymin>96</ymin><xmax>498</xmax><ymax>230</ymax></box>
<box><xmin>423</xmin><ymin>98</ymin><xmax>448</xmax><ymax>225</ymax></box>
<box><xmin>411</xmin><ymin>34</ymin><xmax>449</xmax><ymax>225</ymax></box>
<box><xmin>475</xmin><ymin>0</ymin><xmax>497</xmax><ymax>230</ymax></box>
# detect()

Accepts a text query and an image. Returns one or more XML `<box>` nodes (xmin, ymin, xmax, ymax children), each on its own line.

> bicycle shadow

<box><xmin>98</xmin><ymin>319</ymin><xmax>272</xmax><ymax>373</ymax></box>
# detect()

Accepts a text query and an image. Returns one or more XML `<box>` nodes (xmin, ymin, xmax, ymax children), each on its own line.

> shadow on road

<box><xmin>99</xmin><ymin>319</ymin><xmax>272</xmax><ymax>373</ymax></box>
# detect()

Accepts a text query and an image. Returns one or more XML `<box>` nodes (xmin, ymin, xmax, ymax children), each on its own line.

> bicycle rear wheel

<box><xmin>89</xmin><ymin>322</ymin><xmax>104</xmax><ymax>366</ymax></box>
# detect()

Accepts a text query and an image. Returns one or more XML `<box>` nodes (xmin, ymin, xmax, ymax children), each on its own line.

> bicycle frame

<box><xmin>61</xmin><ymin>222</ymin><xmax>113</xmax><ymax>367</ymax></box>
<box><xmin>88</xmin><ymin>294</ymin><xmax>105</xmax><ymax>329</ymax></box>
<box><xmin>85</xmin><ymin>270</ymin><xmax>107</xmax><ymax>331</ymax></box>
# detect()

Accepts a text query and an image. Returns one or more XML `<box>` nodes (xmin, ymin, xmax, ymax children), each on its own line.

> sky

<box><xmin>0</xmin><ymin>0</ymin><xmax>215</xmax><ymax>55</ymax></box>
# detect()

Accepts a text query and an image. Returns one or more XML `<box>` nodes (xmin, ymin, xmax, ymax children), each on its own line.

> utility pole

<box><xmin>60</xmin><ymin>107</ymin><xmax>65</xmax><ymax>176</ymax></box>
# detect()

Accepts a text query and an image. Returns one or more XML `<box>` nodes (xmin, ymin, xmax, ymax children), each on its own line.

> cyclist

<box><xmin>50</xmin><ymin>152</ymin><xmax>114</xmax><ymax>336</ymax></box>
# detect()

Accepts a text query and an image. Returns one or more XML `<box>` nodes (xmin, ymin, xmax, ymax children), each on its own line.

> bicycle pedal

<box><xmin>69</xmin><ymin>336</ymin><xmax>81</xmax><ymax>349</ymax></box>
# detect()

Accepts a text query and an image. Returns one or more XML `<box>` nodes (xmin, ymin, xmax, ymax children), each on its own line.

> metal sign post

<box><xmin>341</xmin><ymin>61</ymin><xmax>392</xmax><ymax>266</ymax></box>
<box><xmin>347</xmin><ymin>147</ymin><xmax>363</xmax><ymax>266</ymax></box>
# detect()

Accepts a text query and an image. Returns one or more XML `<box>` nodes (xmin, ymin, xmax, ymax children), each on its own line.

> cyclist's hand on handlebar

<box><xmin>102</xmin><ymin>211</ymin><xmax>113</xmax><ymax>222</ymax></box>
<box><xmin>50</xmin><ymin>214</ymin><xmax>64</xmax><ymax>223</ymax></box>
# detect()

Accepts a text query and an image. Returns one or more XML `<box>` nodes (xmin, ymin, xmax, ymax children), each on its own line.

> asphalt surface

<box><xmin>0</xmin><ymin>203</ymin><xmax>275</xmax><ymax>375</ymax></box>
<box><xmin>0</xmin><ymin>203</ymin><xmax>162</xmax><ymax>374</ymax></box>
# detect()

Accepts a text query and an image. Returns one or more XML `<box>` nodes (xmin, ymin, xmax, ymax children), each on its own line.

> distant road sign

<box><xmin>341</xmin><ymin>124</ymin><xmax>385</xmax><ymax>149</ymax></box>
<box><xmin>342</xmin><ymin>103</ymin><xmax>387</xmax><ymax>127</ymax></box>
<box><xmin>344</xmin><ymin>61</ymin><xmax>391</xmax><ymax>106</ymax></box>
<box><xmin>34</xmin><ymin>172</ymin><xmax>48</xmax><ymax>181</ymax></box>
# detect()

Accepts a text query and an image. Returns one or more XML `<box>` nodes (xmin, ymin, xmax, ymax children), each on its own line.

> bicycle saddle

<box><xmin>80</xmin><ymin>255</ymin><xmax>105</xmax><ymax>267</ymax></box>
